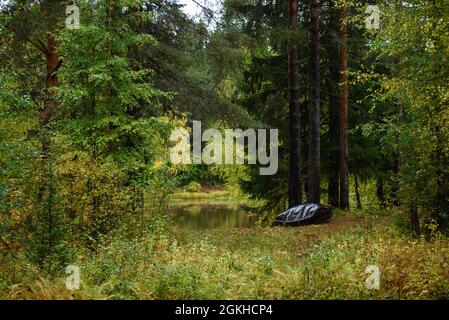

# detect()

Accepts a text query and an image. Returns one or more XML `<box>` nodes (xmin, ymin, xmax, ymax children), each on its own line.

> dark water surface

<box><xmin>169</xmin><ymin>203</ymin><xmax>256</xmax><ymax>230</ymax></box>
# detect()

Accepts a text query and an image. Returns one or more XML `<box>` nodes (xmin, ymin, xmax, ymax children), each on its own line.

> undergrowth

<box><xmin>1</xmin><ymin>215</ymin><xmax>448</xmax><ymax>299</ymax></box>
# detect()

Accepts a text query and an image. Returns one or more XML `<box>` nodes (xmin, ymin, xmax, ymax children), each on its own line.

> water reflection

<box><xmin>169</xmin><ymin>203</ymin><xmax>256</xmax><ymax>230</ymax></box>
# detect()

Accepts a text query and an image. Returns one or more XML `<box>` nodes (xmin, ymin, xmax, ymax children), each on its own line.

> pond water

<box><xmin>168</xmin><ymin>203</ymin><xmax>257</xmax><ymax>230</ymax></box>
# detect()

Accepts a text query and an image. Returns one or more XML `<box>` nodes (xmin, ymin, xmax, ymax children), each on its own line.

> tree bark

<box><xmin>338</xmin><ymin>7</ymin><xmax>349</xmax><ymax>210</ymax></box>
<box><xmin>288</xmin><ymin>0</ymin><xmax>303</xmax><ymax>207</ymax></box>
<box><xmin>307</xmin><ymin>0</ymin><xmax>321</xmax><ymax>204</ymax></box>
<box><xmin>38</xmin><ymin>38</ymin><xmax>60</xmax><ymax>205</ymax></box>
<box><xmin>39</xmin><ymin>36</ymin><xmax>61</xmax><ymax>259</ymax></box>
<box><xmin>328</xmin><ymin>0</ymin><xmax>340</xmax><ymax>208</ymax></box>
<box><xmin>40</xmin><ymin>38</ymin><xmax>60</xmax><ymax>124</ymax></box>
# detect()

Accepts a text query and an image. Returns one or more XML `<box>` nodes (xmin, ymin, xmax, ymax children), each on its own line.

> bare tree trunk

<box><xmin>328</xmin><ymin>112</ymin><xmax>340</xmax><ymax>207</ymax></box>
<box><xmin>328</xmin><ymin>0</ymin><xmax>340</xmax><ymax>208</ymax></box>
<box><xmin>39</xmin><ymin>36</ymin><xmax>60</xmax><ymax>260</ymax></box>
<box><xmin>38</xmin><ymin>38</ymin><xmax>60</xmax><ymax>204</ymax></box>
<box><xmin>308</xmin><ymin>0</ymin><xmax>321</xmax><ymax>204</ymax></box>
<box><xmin>288</xmin><ymin>0</ymin><xmax>303</xmax><ymax>207</ymax></box>
<box><xmin>40</xmin><ymin>39</ymin><xmax>60</xmax><ymax>124</ymax></box>
<box><xmin>338</xmin><ymin>7</ymin><xmax>349</xmax><ymax>210</ymax></box>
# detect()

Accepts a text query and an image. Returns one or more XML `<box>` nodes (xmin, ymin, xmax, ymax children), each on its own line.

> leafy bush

<box><xmin>155</xmin><ymin>264</ymin><xmax>202</xmax><ymax>299</ymax></box>
<box><xmin>184</xmin><ymin>181</ymin><xmax>202</xmax><ymax>193</ymax></box>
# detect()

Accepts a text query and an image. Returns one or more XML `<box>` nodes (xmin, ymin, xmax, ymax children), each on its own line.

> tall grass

<box><xmin>2</xmin><ymin>215</ymin><xmax>448</xmax><ymax>299</ymax></box>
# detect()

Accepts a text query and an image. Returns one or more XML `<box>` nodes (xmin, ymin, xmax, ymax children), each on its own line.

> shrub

<box><xmin>184</xmin><ymin>181</ymin><xmax>202</xmax><ymax>193</ymax></box>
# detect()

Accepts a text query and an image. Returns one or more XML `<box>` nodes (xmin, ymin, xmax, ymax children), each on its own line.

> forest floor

<box><xmin>2</xmin><ymin>192</ymin><xmax>449</xmax><ymax>300</ymax></box>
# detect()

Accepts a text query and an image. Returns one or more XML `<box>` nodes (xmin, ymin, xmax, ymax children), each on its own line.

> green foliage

<box><xmin>0</xmin><ymin>0</ymin><xmax>179</xmax><ymax>271</ymax></box>
<box><xmin>184</xmin><ymin>181</ymin><xmax>201</xmax><ymax>192</ymax></box>
<box><xmin>362</xmin><ymin>0</ymin><xmax>449</xmax><ymax>230</ymax></box>
<box><xmin>1</xmin><ymin>0</ymin><xmax>449</xmax><ymax>301</ymax></box>
<box><xmin>155</xmin><ymin>264</ymin><xmax>202</xmax><ymax>299</ymax></box>
<box><xmin>50</xmin><ymin>0</ymin><xmax>177</xmax><ymax>241</ymax></box>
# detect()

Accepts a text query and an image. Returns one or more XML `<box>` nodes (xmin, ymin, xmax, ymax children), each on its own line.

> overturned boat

<box><xmin>272</xmin><ymin>203</ymin><xmax>333</xmax><ymax>226</ymax></box>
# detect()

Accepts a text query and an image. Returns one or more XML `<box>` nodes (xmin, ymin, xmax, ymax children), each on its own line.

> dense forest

<box><xmin>0</xmin><ymin>0</ymin><xmax>448</xmax><ymax>299</ymax></box>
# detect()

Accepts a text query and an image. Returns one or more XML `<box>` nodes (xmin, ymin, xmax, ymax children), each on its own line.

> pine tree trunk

<box><xmin>40</xmin><ymin>37</ymin><xmax>60</xmax><ymax>258</ymax></box>
<box><xmin>38</xmin><ymin>38</ymin><xmax>60</xmax><ymax>204</ymax></box>
<box><xmin>288</xmin><ymin>0</ymin><xmax>303</xmax><ymax>207</ymax></box>
<box><xmin>338</xmin><ymin>7</ymin><xmax>349</xmax><ymax>210</ymax></box>
<box><xmin>40</xmin><ymin>38</ymin><xmax>60</xmax><ymax>124</ymax></box>
<box><xmin>328</xmin><ymin>0</ymin><xmax>340</xmax><ymax>208</ymax></box>
<box><xmin>308</xmin><ymin>0</ymin><xmax>321</xmax><ymax>204</ymax></box>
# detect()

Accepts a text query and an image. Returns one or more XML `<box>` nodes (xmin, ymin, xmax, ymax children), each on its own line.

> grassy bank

<box><xmin>170</xmin><ymin>189</ymin><xmax>235</xmax><ymax>204</ymax></box>
<box><xmin>2</xmin><ymin>213</ymin><xmax>449</xmax><ymax>300</ymax></box>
